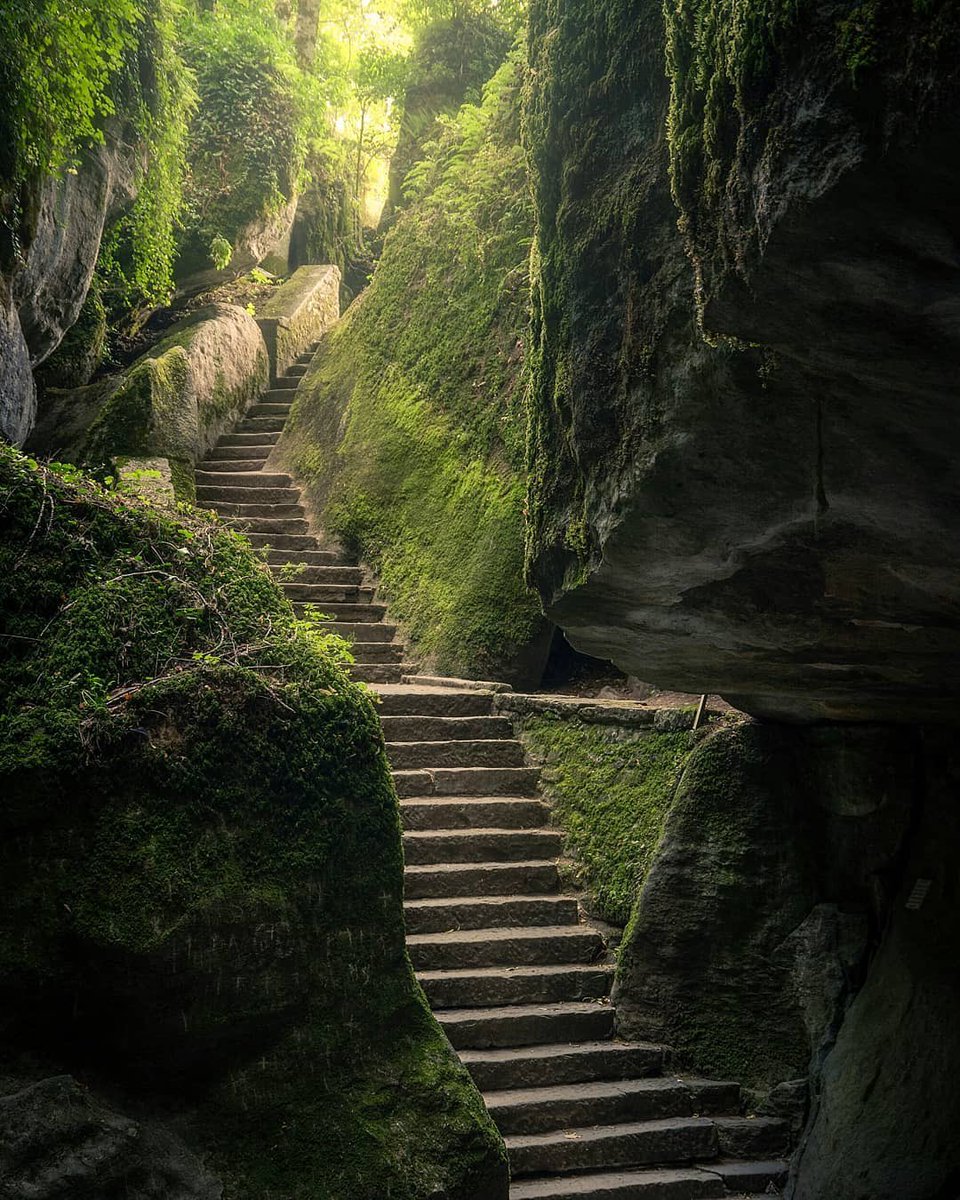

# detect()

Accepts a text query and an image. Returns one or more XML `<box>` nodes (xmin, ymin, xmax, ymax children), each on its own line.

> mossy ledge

<box><xmin>0</xmin><ymin>446</ymin><xmax>506</xmax><ymax>1199</ymax></box>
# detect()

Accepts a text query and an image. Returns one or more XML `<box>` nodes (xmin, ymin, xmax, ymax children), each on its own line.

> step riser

<box><xmin>418</xmin><ymin>966</ymin><xmax>611</xmax><ymax>1008</ymax></box>
<box><xmin>248</xmin><ymin>404</ymin><xmax>293</xmax><ymax>417</ymax></box>
<box><xmin>382</xmin><ymin>716</ymin><xmax>514</xmax><ymax>741</ymax></box>
<box><xmin>441</xmin><ymin>1007</ymin><xmax>614</xmax><ymax>1050</ymax></box>
<box><xmin>405</xmin><ymin>896</ymin><xmax>579</xmax><ymax>934</ymax></box>
<box><xmin>507</xmin><ymin>1119</ymin><xmax>718</xmax><ymax>1178</ymax></box>
<box><xmin>402</xmin><ymin>831</ymin><xmax>562</xmax><ymax>865</ymax></box>
<box><xmin>206</xmin><ymin>447</ymin><xmax>273</xmax><ymax>460</ymax></box>
<box><xmin>400</xmin><ymin>799</ymin><xmax>550</xmax><ymax>831</ymax></box>
<box><xmin>228</xmin><ymin>518</ymin><xmax>310</xmax><ymax>535</ymax></box>
<box><xmin>245</xmin><ymin>534</ymin><xmax>318</xmax><ymax>550</ymax></box>
<box><xmin>350</xmin><ymin>664</ymin><xmax>405</xmax><ymax>684</ymax></box>
<box><xmin>394</xmin><ymin>767</ymin><xmax>540</xmax><ymax>798</ymax></box>
<box><xmin>196</xmin><ymin>473</ymin><xmax>292</xmax><ymax>489</ymax></box>
<box><xmin>350</xmin><ymin>643</ymin><xmax>403</xmax><ymax>664</ymax></box>
<box><xmin>330</xmin><ymin>622</ymin><xmax>397</xmax><ymax>643</ymax></box>
<box><xmin>197</xmin><ymin>488</ymin><xmax>300</xmax><ymax>506</ymax></box>
<box><xmin>408</xmin><ymin>931</ymin><xmax>603</xmax><ymax>971</ymax></box>
<box><xmin>266</xmin><ymin>550</ymin><xmax>339</xmax><ymax>566</ymax></box>
<box><xmin>237</xmin><ymin>418</ymin><xmax>286</xmax><ymax>432</ymax></box>
<box><xmin>377</xmin><ymin>691</ymin><xmax>495</xmax><ymax>717</ymax></box>
<box><xmin>509</xmin><ymin>1168</ymin><xmax>725</xmax><ymax>1200</ymax></box>
<box><xmin>197</xmin><ymin>460</ymin><xmax>265</xmax><ymax>473</ymax></box>
<box><xmin>269</xmin><ymin>567</ymin><xmax>362</xmax><ymax>585</ymax></box>
<box><xmin>211</xmin><ymin>504</ymin><xmax>306</xmax><ymax>520</ymax></box>
<box><xmin>283</xmin><ymin>585</ymin><xmax>374</xmax><ymax>602</ymax></box>
<box><xmin>294</xmin><ymin>603</ymin><xmax>387</xmax><ymax>622</ymax></box>
<box><xmin>387</xmin><ymin>741</ymin><xmax>527</xmax><ymax>770</ymax></box>
<box><xmin>404</xmin><ymin>862</ymin><xmax>560</xmax><ymax>899</ymax></box>
<box><xmin>460</xmin><ymin>1044</ymin><xmax>664</xmax><ymax>1091</ymax></box>
<box><xmin>217</xmin><ymin>433</ymin><xmax>281</xmax><ymax>447</ymax></box>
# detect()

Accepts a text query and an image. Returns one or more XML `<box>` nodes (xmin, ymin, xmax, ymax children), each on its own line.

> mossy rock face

<box><xmin>28</xmin><ymin>303</ymin><xmax>269</xmax><ymax>496</ymax></box>
<box><xmin>278</xmin><ymin>53</ymin><xmax>547</xmax><ymax>685</ymax></box>
<box><xmin>0</xmin><ymin>446</ymin><xmax>507</xmax><ymax>1199</ymax></box>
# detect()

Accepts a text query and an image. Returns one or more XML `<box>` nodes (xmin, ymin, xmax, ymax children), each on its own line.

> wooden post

<box><xmin>692</xmin><ymin>693</ymin><xmax>708</xmax><ymax>730</ymax></box>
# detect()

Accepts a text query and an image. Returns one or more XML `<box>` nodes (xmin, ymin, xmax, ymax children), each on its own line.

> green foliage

<box><xmin>521</xmin><ymin>717</ymin><xmax>693</xmax><ymax>924</ymax></box>
<box><xmin>282</xmin><ymin>50</ymin><xmax>543</xmax><ymax>678</ymax></box>
<box><xmin>209</xmin><ymin>233</ymin><xmax>233</xmax><ymax>270</ymax></box>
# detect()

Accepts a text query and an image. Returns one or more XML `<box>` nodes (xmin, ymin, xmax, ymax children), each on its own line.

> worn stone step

<box><xmin>206</xmin><ymin>445</ymin><xmax>273</xmax><ymax>461</ymax></box>
<box><xmin>394</xmin><ymin>766</ymin><xmax>540</xmax><ymax>798</ymax></box>
<box><xmin>244</xmin><ymin>533</ymin><xmax>319</xmax><ymax>551</ymax></box>
<box><xmin>509</xmin><ymin>1166</ymin><xmax>726</xmax><ymax>1200</ymax></box>
<box><xmin>505</xmin><ymin>1116</ymin><xmax>718</xmax><ymax>1177</ymax></box>
<box><xmin>708</xmin><ymin>1160</ymin><xmax>789</xmax><ymax>1193</ymax></box>
<box><xmin>330</xmin><ymin>621</ymin><xmax>398</xmax><ymax>643</ymax></box>
<box><xmin>211</xmin><ymin>502</ymin><xmax>307</xmax><ymax>521</ymax></box>
<box><xmin>196</xmin><ymin>471</ymin><xmax>293</xmax><ymax>489</ymax></box>
<box><xmin>404</xmin><ymin>860</ymin><xmax>561</xmax><ymax>900</ymax></box>
<box><xmin>270</xmin><ymin>377</ymin><xmax>300</xmax><ymax>391</ymax></box>
<box><xmin>460</xmin><ymin>1041</ymin><xmax>664</xmax><ymax>1091</ymax></box>
<box><xmin>485</xmin><ymin>1078</ymin><xmax>740</xmax><ymax>1137</ymax></box>
<box><xmin>403</xmin><ymin>827</ymin><xmax>562</xmax><ymax>863</ymax></box>
<box><xmin>266</xmin><ymin>548</ymin><xmax>340</xmax><ymax>566</ymax></box>
<box><xmin>227</xmin><ymin>517</ymin><xmax>310</xmax><ymax>535</ymax></box>
<box><xmin>285</xmin><ymin>364</ymin><xmax>309</xmax><ymax>378</ymax></box>
<box><xmin>281</xmin><ymin>582</ymin><xmax>373</xmax><ymax>602</ymax></box>
<box><xmin>248</xmin><ymin>400</ymin><xmax>293</xmax><ymax>414</ymax></box>
<box><xmin>386</xmin><ymin>739</ymin><xmax>527</xmax><ymax>770</ymax></box>
<box><xmin>296</xmin><ymin>352</ymin><xmax>315</xmax><ymax>364</ymax></box>
<box><xmin>217</xmin><ymin>431</ymin><xmax>281</xmax><ymax>447</ymax></box>
<box><xmin>196</xmin><ymin>458</ymin><xmax>266</xmax><ymax>473</ymax></box>
<box><xmin>197</xmin><ymin>486</ymin><xmax>301</xmax><ymax>506</ymax></box>
<box><xmin>294</xmin><ymin>602</ymin><xmax>387</xmax><ymax>622</ymax></box>
<box><xmin>349</xmin><ymin>663</ymin><xmax>406</xmax><ymax>684</ymax></box>
<box><xmin>438</xmin><ymin>1002</ymin><xmax>615</xmax><ymax>1051</ymax></box>
<box><xmin>417</xmin><ymin>962</ymin><xmax>612</xmax><ymax>1008</ymax></box>
<box><xmin>399</xmin><ymin>797</ymin><xmax>550</xmax><ymax>831</ymax></box>
<box><xmin>376</xmin><ymin>686</ymin><xmax>495</xmax><ymax>717</ymax></box>
<box><xmin>350</xmin><ymin>641</ymin><xmax>404</xmax><ymax>664</ymax></box>
<box><xmin>237</xmin><ymin>416</ymin><xmax>286</xmax><ymax>432</ymax></box>
<box><xmin>407</xmin><ymin>925</ymin><xmax>604</xmax><ymax>971</ymax></box>
<box><xmin>712</xmin><ymin>1117</ymin><xmax>790</xmax><ymax>1159</ymax></box>
<box><xmin>405</xmin><ymin>894</ymin><xmax>580</xmax><ymax>934</ymax></box>
<box><xmin>270</xmin><ymin>566</ymin><xmax>362</xmax><ymax>585</ymax></box>
<box><xmin>381</xmin><ymin>714</ymin><xmax>514</xmax><ymax>741</ymax></box>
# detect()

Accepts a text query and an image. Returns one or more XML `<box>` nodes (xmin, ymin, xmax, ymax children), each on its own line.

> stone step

<box><xmin>330</xmin><ymin>621</ymin><xmax>398</xmax><ymax>643</ymax></box>
<box><xmin>211</xmin><ymin>502</ymin><xmax>307</xmax><ymax>521</ymax></box>
<box><xmin>281</xmin><ymin>582</ymin><xmax>374</xmax><ymax>602</ymax></box>
<box><xmin>237</xmin><ymin>417</ymin><xmax>286</xmax><ymax>432</ymax></box>
<box><xmin>293</xmin><ymin>602</ymin><xmax>387</xmax><ymax>622</ymax></box>
<box><xmin>417</xmin><ymin>962</ymin><xmax>612</xmax><ymax>1008</ymax></box>
<box><xmin>485</xmin><ymin>1078</ymin><xmax>741</xmax><ymax>1137</ymax></box>
<box><xmin>404</xmin><ymin>894</ymin><xmax>580</xmax><ymax>934</ymax></box>
<box><xmin>350</xmin><ymin>641</ymin><xmax>404</xmax><ymax>664</ymax></box>
<box><xmin>438</xmin><ymin>1001</ymin><xmax>615</xmax><ymax>1050</ymax></box>
<box><xmin>247</xmin><ymin>402</ymin><xmax>293</xmax><ymax>417</ymax></box>
<box><xmin>266</xmin><ymin>549</ymin><xmax>340</xmax><ymax>567</ymax></box>
<box><xmin>269</xmin><ymin>566</ymin><xmax>363</xmax><ymax>585</ymax></box>
<box><xmin>196</xmin><ymin>459</ymin><xmax>266</xmax><ymax>473</ymax></box>
<box><xmin>505</xmin><ymin>1116</ymin><xmax>718</xmax><ymax>1177</ymax></box>
<box><xmin>217</xmin><ymin>431</ymin><xmax>281</xmax><ymax>447</ymax></box>
<box><xmin>285</xmin><ymin>364</ymin><xmax>309</xmax><ymax>377</ymax></box>
<box><xmin>393</xmin><ymin>766</ymin><xmax>541</xmax><ymax>798</ymax></box>
<box><xmin>196</xmin><ymin>471</ymin><xmax>293</xmax><ymax>489</ymax></box>
<box><xmin>226</xmin><ymin>517</ymin><xmax>310</xmax><ymax>535</ymax></box>
<box><xmin>296</xmin><ymin>352</ymin><xmax>315</xmax><ymax>364</ymax></box>
<box><xmin>244</xmin><ymin>533</ymin><xmax>319</xmax><ymax>551</ymax></box>
<box><xmin>403</xmin><ymin>827</ymin><xmax>562</xmax><ymax>864</ymax></box>
<box><xmin>712</xmin><ymin>1117</ymin><xmax>790</xmax><ymax>1159</ymax></box>
<box><xmin>708</xmin><ymin>1160</ymin><xmax>790</xmax><ymax>1193</ymax></box>
<box><xmin>349</xmin><ymin>663</ymin><xmax>407</xmax><ymax>684</ymax></box>
<box><xmin>460</xmin><ymin>1041</ymin><xmax>664</xmax><ymax>1091</ymax></box>
<box><xmin>197</xmin><ymin>486</ymin><xmax>301</xmax><ymax>505</ymax></box>
<box><xmin>386</xmin><ymin>739</ymin><xmax>527</xmax><ymax>770</ymax></box>
<box><xmin>376</xmin><ymin>687</ymin><xmax>495</xmax><ymax>717</ymax></box>
<box><xmin>206</xmin><ymin>445</ymin><xmax>273</xmax><ymax>460</ymax></box>
<box><xmin>270</xmin><ymin>377</ymin><xmax>300</xmax><ymax>391</ymax></box>
<box><xmin>399</xmin><ymin>797</ymin><xmax>551</xmax><ymax>831</ymax></box>
<box><xmin>404</xmin><ymin>860</ymin><xmax>561</xmax><ymax>900</ymax></box>
<box><xmin>407</xmin><ymin>925</ymin><xmax>604</xmax><ymax>971</ymax></box>
<box><xmin>381</xmin><ymin>715</ymin><xmax>514</xmax><ymax>741</ymax></box>
<box><xmin>509</xmin><ymin>1167</ymin><xmax>726</xmax><ymax>1200</ymax></box>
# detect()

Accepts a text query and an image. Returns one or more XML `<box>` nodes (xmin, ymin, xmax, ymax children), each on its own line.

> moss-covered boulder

<box><xmin>29</xmin><ymin>303</ymin><xmax>268</xmax><ymax>500</ymax></box>
<box><xmin>0</xmin><ymin>446</ymin><xmax>507</xmax><ymax>1199</ymax></box>
<box><xmin>277</xmin><ymin>52</ymin><xmax>548</xmax><ymax>685</ymax></box>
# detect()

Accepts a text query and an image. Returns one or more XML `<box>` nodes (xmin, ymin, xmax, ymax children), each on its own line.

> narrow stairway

<box><xmin>195</xmin><ymin>354</ymin><xmax>791</xmax><ymax>1198</ymax></box>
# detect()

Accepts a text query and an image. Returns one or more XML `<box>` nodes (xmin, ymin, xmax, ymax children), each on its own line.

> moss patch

<box><xmin>520</xmin><ymin>715</ymin><xmax>693</xmax><ymax>925</ymax></box>
<box><xmin>280</xmin><ymin>50</ymin><xmax>545</xmax><ymax>681</ymax></box>
<box><xmin>0</xmin><ymin>445</ymin><xmax>506</xmax><ymax>1198</ymax></box>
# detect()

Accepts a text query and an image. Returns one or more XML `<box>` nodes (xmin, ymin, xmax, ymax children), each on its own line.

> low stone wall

<box><xmin>256</xmin><ymin>264</ymin><xmax>341</xmax><ymax>382</ymax></box>
<box><xmin>28</xmin><ymin>303</ymin><xmax>268</xmax><ymax>500</ymax></box>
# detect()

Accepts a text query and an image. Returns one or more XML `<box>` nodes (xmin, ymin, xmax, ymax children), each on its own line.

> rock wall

<box><xmin>524</xmin><ymin>0</ymin><xmax>960</xmax><ymax>724</ymax></box>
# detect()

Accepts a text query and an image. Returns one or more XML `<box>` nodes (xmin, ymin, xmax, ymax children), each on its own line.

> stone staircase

<box><xmin>195</xmin><ymin>351</ymin><xmax>791</xmax><ymax>1198</ymax></box>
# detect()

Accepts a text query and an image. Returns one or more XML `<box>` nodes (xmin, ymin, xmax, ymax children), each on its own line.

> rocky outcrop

<box><xmin>0</xmin><ymin>283</ymin><xmax>35</xmax><ymax>445</ymax></box>
<box><xmin>174</xmin><ymin>197</ymin><xmax>299</xmax><ymax>297</ymax></box>
<box><xmin>256</xmin><ymin>264</ymin><xmax>341</xmax><ymax>382</ymax></box>
<box><xmin>525</xmin><ymin>0</ymin><xmax>960</xmax><ymax>724</ymax></box>
<box><xmin>28</xmin><ymin>303</ymin><xmax>268</xmax><ymax>497</ymax></box>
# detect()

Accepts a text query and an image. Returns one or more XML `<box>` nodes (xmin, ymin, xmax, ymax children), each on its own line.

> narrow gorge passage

<box><xmin>195</xmin><ymin>348</ymin><xmax>790</xmax><ymax>1199</ymax></box>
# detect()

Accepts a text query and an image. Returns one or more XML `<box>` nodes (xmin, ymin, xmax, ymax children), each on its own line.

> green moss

<box><xmin>36</xmin><ymin>279</ymin><xmax>108</xmax><ymax>391</ymax></box>
<box><xmin>0</xmin><ymin>445</ymin><xmax>505</xmax><ymax>1197</ymax></box>
<box><xmin>281</xmin><ymin>51</ymin><xmax>545</xmax><ymax>680</ymax></box>
<box><xmin>521</xmin><ymin>716</ymin><xmax>693</xmax><ymax>925</ymax></box>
